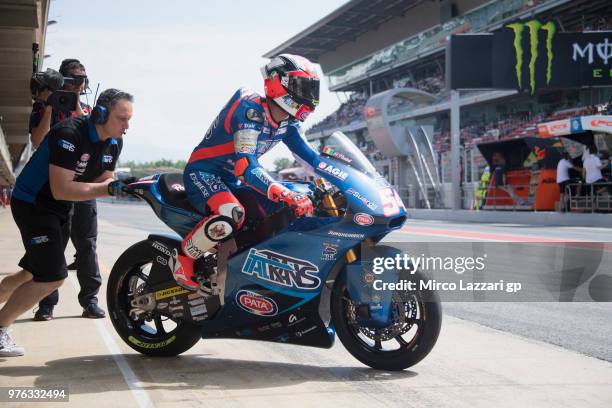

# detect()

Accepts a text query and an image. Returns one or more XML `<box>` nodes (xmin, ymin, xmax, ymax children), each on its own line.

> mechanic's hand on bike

<box><xmin>107</xmin><ymin>176</ymin><xmax>140</xmax><ymax>196</ymax></box>
<box><xmin>268</xmin><ymin>183</ymin><xmax>313</xmax><ymax>217</ymax></box>
<box><xmin>106</xmin><ymin>180</ymin><xmax>127</xmax><ymax>196</ymax></box>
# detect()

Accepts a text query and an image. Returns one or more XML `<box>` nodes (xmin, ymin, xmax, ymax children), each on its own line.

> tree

<box><xmin>273</xmin><ymin>157</ymin><xmax>293</xmax><ymax>172</ymax></box>
<box><xmin>116</xmin><ymin>159</ymin><xmax>187</xmax><ymax>178</ymax></box>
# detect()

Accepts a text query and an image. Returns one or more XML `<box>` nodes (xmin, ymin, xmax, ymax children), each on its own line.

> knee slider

<box><xmin>182</xmin><ymin>215</ymin><xmax>236</xmax><ymax>259</ymax></box>
<box><xmin>218</xmin><ymin>202</ymin><xmax>245</xmax><ymax>229</ymax></box>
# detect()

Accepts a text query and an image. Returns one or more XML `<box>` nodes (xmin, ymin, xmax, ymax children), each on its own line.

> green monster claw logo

<box><xmin>506</xmin><ymin>20</ymin><xmax>556</xmax><ymax>94</ymax></box>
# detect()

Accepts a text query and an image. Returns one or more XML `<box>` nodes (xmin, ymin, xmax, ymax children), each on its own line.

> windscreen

<box><xmin>319</xmin><ymin>132</ymin><xmax>378</xmax><ymax>177</ymax></box>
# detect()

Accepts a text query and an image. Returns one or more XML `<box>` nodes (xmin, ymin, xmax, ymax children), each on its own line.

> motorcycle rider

<box><xmin>173</xmin><ymin>54</ymin><xmax>322</xmax><ymax>290</ymax></box>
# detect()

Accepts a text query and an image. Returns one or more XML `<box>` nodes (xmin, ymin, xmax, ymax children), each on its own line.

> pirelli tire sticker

<box><xmin>155</xmin><ymin>286</ymin><xmax>191</xmax><ymax>300</ymax></box>
<box><xmin>128</xmin><ymin>335</ymin><xmax>177</xmax><ymax>349</ymax></box>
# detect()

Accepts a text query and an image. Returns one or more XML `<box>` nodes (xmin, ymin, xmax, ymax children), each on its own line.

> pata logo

<box><xmin>506</xmin><ymin>20</ymin><xmax>556</xmax><ymax>95</ymax></box>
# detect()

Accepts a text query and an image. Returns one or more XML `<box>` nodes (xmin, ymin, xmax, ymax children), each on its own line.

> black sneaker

<box><xmin>82</xmin><ymin>304</ymin><xmax>106</xmax><ymax>319</ymax></box>
<box><xmin>33</xmin><ymin>305</ymin><xmax>54</xmax><ymax>321</ymax></box>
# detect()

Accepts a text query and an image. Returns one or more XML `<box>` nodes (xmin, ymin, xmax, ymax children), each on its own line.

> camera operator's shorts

<box><xmin>11</xmin><ymin>197</ymin><xmax>70</xmax><ymax>282</ymax></box>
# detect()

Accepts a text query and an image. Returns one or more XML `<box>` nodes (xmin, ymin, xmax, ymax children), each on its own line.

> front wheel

<box><xmin>331</xmin><ymin>270</ymin><xmax>442</xmax><ymax>371</ymax></box>
<box><xmin>107</xmin><ymin>240</ymin><xmax>202</xmax><ymax>356</ymax></box>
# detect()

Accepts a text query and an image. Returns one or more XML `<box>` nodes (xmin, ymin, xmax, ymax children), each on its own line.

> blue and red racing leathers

<box><xmin>178</xmin><ymin>88</ymin><xmax>319</xmax><ymax>273</ymax></box>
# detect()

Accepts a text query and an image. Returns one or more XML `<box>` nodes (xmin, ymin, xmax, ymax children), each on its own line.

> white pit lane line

<box><xmin>68</xmin><ymin>274</ymin><xmax>155</xmax><ymax>408</ymax></box>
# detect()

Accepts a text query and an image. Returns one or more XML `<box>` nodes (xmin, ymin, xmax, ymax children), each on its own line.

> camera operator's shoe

<box><xmin>82</xmin><ymin>304</ymin><xmax>106</xmax><ymax>319</ymax></box>
<box><xmin>0</xmin><ymin>328</ymin><xmax>24</xmax><ymax>357</ymax></box>
<box><xmin>33</xmin><ymin>305</ymin><xmax>54</xmax><ymax>321</ymax></box>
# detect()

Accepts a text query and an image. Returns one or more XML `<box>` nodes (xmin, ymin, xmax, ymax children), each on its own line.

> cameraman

<box><xmin>28</xmin><ymin>59</ymin><xmax>105</xmax><ymax>321</ymax></box>
<box><xmin>30</xmin><ymin>59</ymin><xmax>90</xmax><ymax>148</ymax></box>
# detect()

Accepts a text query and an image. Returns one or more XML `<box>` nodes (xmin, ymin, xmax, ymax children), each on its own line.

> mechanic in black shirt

<box><xmin>30</xmin><ymin>58</ymin><xmax>107</xmax><ymax>321</ymax></box>
<box><xmin>0</xmin><ymin>89</ymin><xmax>133</xmax><ymax>357</ymax></box>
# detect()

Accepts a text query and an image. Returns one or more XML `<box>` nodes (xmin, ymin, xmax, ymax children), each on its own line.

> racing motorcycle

<box><xmin>107</xmin><ymin>132</ymin><xmax>441</xmax><ymax>371</ymax></box>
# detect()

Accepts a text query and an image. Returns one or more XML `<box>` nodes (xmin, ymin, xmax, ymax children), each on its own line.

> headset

<box><xmin>91</xmin><ymin>89</ymin><xmax>123</xmax><ymax>125</ymax></box>
<box><xmin>91</xmin><ymin>104</ymin><xmax>109</xmax><ymax>125</ymax></box>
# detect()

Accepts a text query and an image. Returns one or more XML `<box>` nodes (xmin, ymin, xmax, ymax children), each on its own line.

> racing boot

<box><xmin>169</xmin><ymin>249</ymin><xmax>199</xmax><ymax>291</ymax></box>
<box><xmin>170</xmin><ymin>214</ymin><xmax>236</xmax><ymax>290</ymax></box>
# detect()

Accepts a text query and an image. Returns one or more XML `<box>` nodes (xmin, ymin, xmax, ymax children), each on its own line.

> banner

<box><xmin>448</xmin><ymin>20</ymin><xmax>612</xmax><ymax>93</ymax></box>
<box><xmin>537</xmin><ymin>115</ymin><xmax>612</xmax><ymax>137</ymax></box>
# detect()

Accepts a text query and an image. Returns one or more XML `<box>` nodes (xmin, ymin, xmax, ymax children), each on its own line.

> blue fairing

<box><xmin>314</xmin><ymin>157</ymin><xmax>407</xmax><ymax>223</ymax></box>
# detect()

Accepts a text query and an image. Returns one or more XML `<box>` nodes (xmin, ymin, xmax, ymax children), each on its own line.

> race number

<box><xmin>378</xmin><ymin>187</ymin><xmax>404</xmax><ymax>216</ymax></box>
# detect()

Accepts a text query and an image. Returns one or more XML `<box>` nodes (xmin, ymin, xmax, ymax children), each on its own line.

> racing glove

<box><xmin>267</xmin><ymin>183</ymin><xmax>313</xmax><ymax>217</ymax></box>
<box><xmin>107</xmin><ymin>177</ymin><xmax>139</xmax><ymax>196</ymax></box>
<box><xmin>107</xmin><ymin>180</ymin><xmax>128</xmax><ymax>196</ymax></box>
<box><xmin>107</xmin><ymin>180</ymin><xmax>126</xmax><ymax>196</ymax></box>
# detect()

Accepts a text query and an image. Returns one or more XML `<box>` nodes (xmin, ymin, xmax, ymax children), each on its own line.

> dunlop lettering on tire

<box><xmin>128</xmin><ymin>335</ymin><xmax>176</xmax><ymax>349</ymax></box>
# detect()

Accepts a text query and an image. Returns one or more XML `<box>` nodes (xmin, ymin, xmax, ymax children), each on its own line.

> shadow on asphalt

<box><xmin>0</xmin><ymin>354</ymin><xmax>418</xmax><ymax>392</ymax></box>
<box><xmin>14</xmin><ymin>316</ymin><xmax>84</xmax><ymax>323</ymax></box>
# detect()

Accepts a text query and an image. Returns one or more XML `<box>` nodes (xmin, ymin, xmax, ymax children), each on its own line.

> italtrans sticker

<box><xmin>30</xmin><ymin>235</ymin><xmax>49</xmax><ymax>245</ymax></box>
<box><xmin>241</xmin><ymin>248</ymin><xmax>321</xmax><ymax>290</ymax></box>
<box><xmin>155</xmin><ymin>286</ymin><xmax>190</xmax><ymax>300</ymax></box>
<box><xmin>58</xmin><ymin>139</ymin><xmax>75</xmax><ymax>152</ymax></box>
<box><xmin>128</xmin><ymin>335</ymin><xmax>176</xmax><ymax>349</ymax></box>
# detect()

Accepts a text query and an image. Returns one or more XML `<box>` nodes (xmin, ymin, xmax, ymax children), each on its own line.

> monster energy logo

<box><xmin>506</xmin><ymin>20</ymin><xmax>556</xmax><ymax>95</ymax></box>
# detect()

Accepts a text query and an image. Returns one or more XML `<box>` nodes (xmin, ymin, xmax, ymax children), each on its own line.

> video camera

<box><xmin>30</xmin><ymin>68</ymin><xmax>78</xmax><ymax>112</ymax></box>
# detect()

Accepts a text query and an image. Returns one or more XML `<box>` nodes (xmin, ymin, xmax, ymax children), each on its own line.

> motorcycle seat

<box><xmin>157</xmin><ymin>173</ymin><xmax>199</xmax><ymax>213</ymax></box>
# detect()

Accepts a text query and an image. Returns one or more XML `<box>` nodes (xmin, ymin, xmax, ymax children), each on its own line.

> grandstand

<box><xmin>265</xmin><ymin>0</ymin><xmax>612</xmax><ymax>209</ymax></box>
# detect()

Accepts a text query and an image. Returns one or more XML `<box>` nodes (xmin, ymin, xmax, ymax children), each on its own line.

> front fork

<box><xmin>315</xmin><ymin>179</ymin><xmax>395</xmax><ymax>328</ymax></box>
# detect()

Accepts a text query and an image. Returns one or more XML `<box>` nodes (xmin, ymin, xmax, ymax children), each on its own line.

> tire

<box><xmin>106</xmin><ymin>240</ymin><xmax>202</xmax><ymax>356</ymax></box>
<box><xmin>331</xmin><ymin>269</ymin><xmax>442</xmax><ymax>371</ymax></box>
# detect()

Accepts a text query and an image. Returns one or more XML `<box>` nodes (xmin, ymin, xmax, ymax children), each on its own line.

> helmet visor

<box><xmin>286</xmin><ymin>76</ymin><xmax>320</xmax><ymax>109</ymax></box>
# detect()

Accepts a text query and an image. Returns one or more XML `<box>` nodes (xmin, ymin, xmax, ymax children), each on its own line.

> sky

<box><xmin>43</xmin><ymin>0</ymin><xmax>349</xmax><ymax>169</ymax></box>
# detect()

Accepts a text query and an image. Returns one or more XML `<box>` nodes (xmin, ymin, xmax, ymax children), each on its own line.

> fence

<box><xmin>565</xmin><ymin>182</ymin><xmax>612</xmax><ymax>213</ymax></box>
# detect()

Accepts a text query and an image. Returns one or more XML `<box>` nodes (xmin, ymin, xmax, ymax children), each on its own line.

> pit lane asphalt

<box><xmin>0</xmin><ymin>202</ymin><xmax>610</xmax><ymax>407</ymax></box>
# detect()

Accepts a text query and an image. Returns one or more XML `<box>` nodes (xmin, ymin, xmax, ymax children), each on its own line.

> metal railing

<box><xmin>565</xmin><ymin>182</ymin><xmax>612</xmax><ymax>213</ymax></box>
<box><xmin>401</xmin><ymin>180</ymin><xmax>612</xmax><ymax>212</ymax></box>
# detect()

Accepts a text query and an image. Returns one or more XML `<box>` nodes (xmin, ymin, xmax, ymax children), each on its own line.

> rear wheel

<box><xmin>107</xmin><ymin>240</ymin><xmax>202</xmax><ymax>356</ymax></box>
<box><xmin>331</xmin><ymin>270</ymin><xmax>442</xmax><ymax>371</ymax></box>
